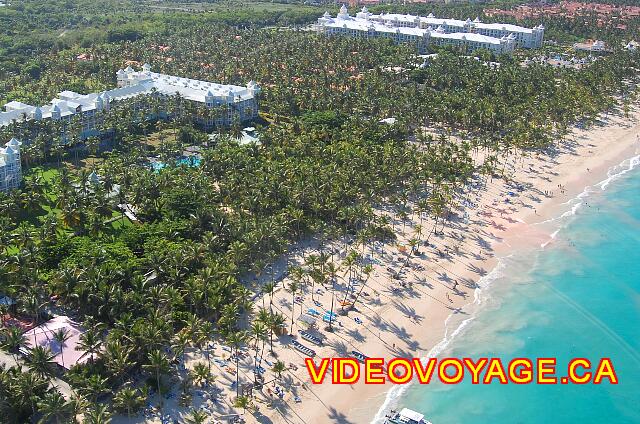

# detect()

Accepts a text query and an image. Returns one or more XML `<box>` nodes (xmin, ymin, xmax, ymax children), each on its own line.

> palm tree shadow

<box><xmin>327</xmin><ymin>406</ymin><xmax>355</xmax><ymax>424</ymax></box>
<box><xmin>415</xmin><ymin>276</ymin><xmax>433</xmax><ymax>289</ymax></box>
<box><xmin>367</xmin><ymin>296</ymin><xmax>383</xmax><ymax>307</ymax></box>
<box><xmin>466</xmin><ymin>263</ymin><xmax>487</xmax><ymax>276</ymax></box>
<box><xmin>330</xmin><ymin>340</ymin><xmax>349</xmax><ymax>356</ymax></box>
<box><xmin>278</xmin><ymin>298</ymin><xmax>290</xmax><ymax>308</ymax></box>
<box><xmin>346</xmin><ymin>327</ymin><xmax>366</xmax><ymax>343</ymax></box>
<box><xmin>437</xmin><ymin>271</ymin><xmax>452</xmax><ymax>283</ymax></box>
<box><xmin>369</xmin><ymin>314</ymin><xmax>388</xmax><ymax>332</ymax></box>
<box><xmin>394</xmin><ymin>302</ymin><xmax>424</xmax><ymax>324</ymax></box>
<box><xmin>460</xmin><ymin>277</ymin><xmax>478</xmax><ymax>289</ymax></box>
<box><xmin>254</xmin><ymin>411</ymin><xmax>275</xmax><ymax>423</ymax></box>
<box><xmin>388</xmin><ymin>322</ymin><xmax>410</xmax><ymax>340</ymax></box>
<box><xmin>405</xmin><ymin>338</ymin><xmax>421</xmax><ymax>352</ymax></box>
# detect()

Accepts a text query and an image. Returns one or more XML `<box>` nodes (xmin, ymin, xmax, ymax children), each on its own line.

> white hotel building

<box><xmin>0</xmin><ymin>64</ymin><xmax>260</xmax><ymax>136</ymax></box>
<box><xmin>317</xmin><ymin>6</ymin><xmax>545</xmax><ymax>55</ymax></box>
<box><xmin>0</xmin><ymin>138</ymin><xmax>22</xmax><ymax>193</ymax></box>
<box><xmin>0</xmin><ymin>65</ymin><xmax>260</xmax><ymax>192</ymax></box>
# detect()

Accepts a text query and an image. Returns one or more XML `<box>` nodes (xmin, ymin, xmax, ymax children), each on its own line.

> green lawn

<box><xmin>20</xmin><ymin>163</ymin><xmax>133</xmax><ymax>231</ymax></box>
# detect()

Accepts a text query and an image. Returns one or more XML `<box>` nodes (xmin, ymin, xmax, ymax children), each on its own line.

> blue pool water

<box><xmin>377</xmin><ymin>155</ymin><xmax>640</xmax><ymax>424</ymax></box>
<box><xmin>151</xmin><ymin>156</ymin><xmax>201</xmax><ymax>171</ymax></box>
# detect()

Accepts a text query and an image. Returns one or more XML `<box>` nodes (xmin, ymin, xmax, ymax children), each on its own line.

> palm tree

<box><xmin>267</xmin><ymin>312</ymin><xmax>285</xmax><ymax>353</ymax></box>
<box><xmin>262</xmin><ymin>281</ymin><xmax>276</xmax><ymax>313</ymax></box>
<box><xmin>103</xmin><ymin>338</ymin><xmax>133</xmax><ymax>385</ymax></box>
<box><xmin>190</xmin><ymin>362</ymin><xmax>213</xmax><ymax>388</ymax></box>
<box><xmin>326</xmin><ymin>261</ymin><xmax>339</xmax><ymax>332</ymax></box>
<box><xmin>86</xmin><ymin>136</ymin><xmax>100</xmax><ymax>165</ymax></box>
<box><xmin>0</xmin><ymin>303</ymin><xmax>7</xmax><ymax>328</ymax></box>
<box><xmin>52</xmin><ymin>328</ymin><xmax>70</xmax><ymax>369</ymax></box>
<box><xmin>113</xmin><ymin>386</ymin><xmax>146</xmax><ymax>417</ymax></box>
<box><xmin>182</xmin><ymin>408</ymin><xmax>207</xmax><ymax>424</ymax></box>
<box><xmin>341</xmin><ymin>250</ymin><xmax>359</xmax><ymax>306</ymax></box>
<box><xmin>1</xmin><ymin>326</ymin><xmax>25</xmax><ymax>362</ymax></box>
<box><xmin>84</xmin><ymin>403</ymin><xmax>112</xmax><ymax>424</ymax></box>
<box><xmin>82</xmin><ymin>374</ymin><xmax>109</xmax><ymax>403</ymax></box>
<box><xmin>76</xmin><ymin>326</ymin><xmax>103</xmax><ymax>365</ymax></box>
<box><xmin>37</xmin><ymin>391</ymin><xmax>72</xmax><ymax>424</ymax></box>
<box><xmin>250</xmin><ymin>320</ymin><xmax>268</xmax><ymax>384</ymax></box>
<box><xmin>304</xmin><ymin>254</ymin><xmax>320</xmax><ymax>302</ymax></box>
<box><xmin>143</xmin><ymin>349</ymin><xmax>171</xmax><ymax>406</ymax></box>
<box><xmin>350</xmin><ymin>264</ymin><xmax>373</xmax><ymax>312</ymax></box>
<box><xmin>233</xmin><ymin>395</ymin><xmax>252</xmax><ymax>414</ymax></box>
<box><xmin>28</xmin><ymin>345</ymin><xmax>57</xmax><ymax>379</ymax></box>
<box><xmin>272</xmin><ymin>360</ymin><xmax>286</xmax><ymax>379</ymax></box>
<box><xmin>285</xmin><ymin>280</ymin><xmax>299</xmax><ymax>334</ymax></box>
<box><xmin>226</xmin><ymin>330</ymin><xmax>248</xmax><ymax>397</ymax></box>
<box><xmin>67</xmin><ymin>393</ymin><xmax>89</xmax><ymax>424</ymax></box>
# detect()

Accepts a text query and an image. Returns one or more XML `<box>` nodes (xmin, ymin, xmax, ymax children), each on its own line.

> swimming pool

<box><xmin>150</xmin><ymin>156</ymin><xmax>201</xmax><ymax>171</ymax></box>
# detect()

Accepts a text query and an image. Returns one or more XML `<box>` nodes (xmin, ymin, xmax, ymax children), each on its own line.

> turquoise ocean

<box><xmin>374</xmin><ymin>154</ymin><xmax>640</xmax><ymax>424</ymax></box>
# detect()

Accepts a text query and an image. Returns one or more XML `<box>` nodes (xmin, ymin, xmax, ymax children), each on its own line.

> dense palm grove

<box><xmin>1</xmin><ymin>0</ymin><xmax>639</xmax><ymax>422</ymax></box>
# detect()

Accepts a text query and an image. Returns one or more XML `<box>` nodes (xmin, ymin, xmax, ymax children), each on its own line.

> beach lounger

<box><xmin>351</xmin><ymin>350</ymin><xmax>368</xmax><ymax>362</ymax></box>
<box><xmin>291</xmin><ymin>340</ymin><xmax>316</xmax><ymax>357</ymax></box>
<box><xmin>299</xmin><ymin>330</ymin><xmax>323</xmax><ymax>345</ymax></box>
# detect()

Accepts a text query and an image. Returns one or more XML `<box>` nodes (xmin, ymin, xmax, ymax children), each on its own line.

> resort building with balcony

<box><xmin>316</xmin><ymin>6</ymin><xmax>543</xmax><ymax>55</ymax></box>
<box><xmin>0</xmin><ymin>138</ymin><xmax>22</xmax><ymax>192</ymax></box>
<box><xmin>0</xmin><ymin>64</ymin><xmax>261</xmax><ymax>137</ymax></box>
<box><xmin>355</xmin><ymin>8</ymin><xmax>544</xmax><ymax>48</ymax></box>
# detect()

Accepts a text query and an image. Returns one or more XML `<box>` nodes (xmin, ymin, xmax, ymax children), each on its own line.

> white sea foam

<box><xmin>539</xmin><ymin>152</ymin><xmax>640</xmax><ymax>225</ymax></box>
<box><xmin>372</xmin><ymin>151</ymin><xmax>640</xmax><ymax>423</ymax></box>
<box><xmin>371</xmin><ymin>260</ymin><xmax>508</xmax><ymax>423</ymax></box>
<box><xmin>597</xmin><ymin>153</ymin><xmax>640</xmax><ymax>191</ymax></box>
<box><xmin>540</xmin><ymin>229</ymin><xmax>560</xmax><ymax>248</ymax></box>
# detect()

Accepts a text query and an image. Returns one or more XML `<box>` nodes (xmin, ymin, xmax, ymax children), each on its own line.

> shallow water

<box><xmin>383</xmin><ymin>159</ymin><xmax>640</xmax><ymax>424</ymax></box>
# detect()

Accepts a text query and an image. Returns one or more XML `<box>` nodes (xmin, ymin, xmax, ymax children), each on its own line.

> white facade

<box><xmin>354</xmin><ymin>8</ymin><xmax>544</xmax><ymax>49</ymax></box>
<box><xmin>574</xmin><ymin>40</ymin><xmax>608</xmax><ymax>53</ymax></box>
<box><xmin>0</xmin><ymin>65</ymin><xmax>261</xmax><ymax>134</ymax></box>
<box><xmin>317</xmin><ymin>6</ymin><xmax>519</xmax><ymax>55</ymax></box>
<box><xmin>0</xmin><ymin>138</ymin><xmax>22</xmax><ymax>192</ymax></box>
<box><xmin>115</xmin><ymin>65</ymin><xmax>260</xmax><ymax>128</ymax></box>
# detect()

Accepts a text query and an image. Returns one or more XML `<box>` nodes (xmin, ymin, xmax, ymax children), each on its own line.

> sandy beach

<box><xmin>113</xmin><ymin>104</ymin><xmax>640</xmax><ymax>424</ymax></box>
<box><xmin>254</xmin><ymin>106</ymin><xmax>640</xmax><ymax>424</ymax></box>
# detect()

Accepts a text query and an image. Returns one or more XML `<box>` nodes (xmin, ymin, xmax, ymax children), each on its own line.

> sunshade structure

<box><xmin>24</xmin><ymin>316</ymin><xmax>91</xmax><ymax>370</ymax></box>
<box><xmin>0</xmin><ymin>295</ymin><xmax>16</xmax><ymax>306</ymax></box>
